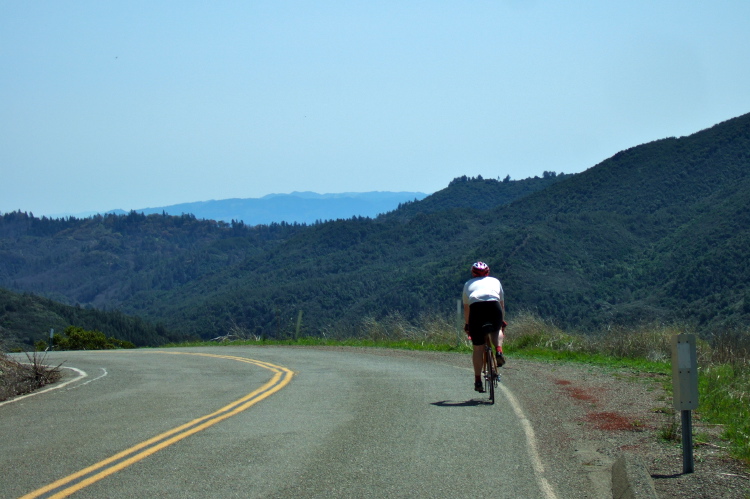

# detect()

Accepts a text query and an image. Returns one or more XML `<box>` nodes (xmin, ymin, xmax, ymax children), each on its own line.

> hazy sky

<box><xmin>2</xmin><ymin>1</ymin><xmax>749</xmax><ymax>216</ymax></box>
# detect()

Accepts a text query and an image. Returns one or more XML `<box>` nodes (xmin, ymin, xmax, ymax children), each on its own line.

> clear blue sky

<box><xmin>2</xmin><ymin>1</ymin><xmax>749</xmax><ymax>216</ymax></box>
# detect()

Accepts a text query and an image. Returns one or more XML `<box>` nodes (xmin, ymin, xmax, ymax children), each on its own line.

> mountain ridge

<box><xmin>2</xmin><ymin>111</ymin><xmax>749</xmax><ymax>346</ymax></box>
<box><xmin>54</xmin><ymin>191</ymin><xmax>428</xmax><ymax>225</ymax></box>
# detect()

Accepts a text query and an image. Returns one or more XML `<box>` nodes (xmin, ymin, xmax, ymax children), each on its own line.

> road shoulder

<box><xmin>344</xmin><ymin>348</ymin><xmax>750</xmax><ymax>499</ymax></box>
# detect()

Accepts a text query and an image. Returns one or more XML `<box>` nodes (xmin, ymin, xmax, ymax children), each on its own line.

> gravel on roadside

<box><xmin>503</xmin><ymin>358</ymin><xmax>750</xmax><ymax>499</ymax></box>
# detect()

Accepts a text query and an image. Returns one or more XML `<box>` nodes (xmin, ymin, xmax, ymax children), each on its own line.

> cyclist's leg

<box><xmin>470</xmin><ymin>332</ymin><xmax>488</xmax><ymax>392</ymax></box>
<box><xmin>490</xmin><ymin>329</ymin><xmax>506</xmax><ymax>367</ymax></box>
<box><xmin>489</xmin><ymin>330</ymin><xmax>500</xmax><ymax>351</ymax></box>
<box><xmin>472</xmin><ymin>343</ymin><xmax>484</xmax><ymax>377</ymax></box>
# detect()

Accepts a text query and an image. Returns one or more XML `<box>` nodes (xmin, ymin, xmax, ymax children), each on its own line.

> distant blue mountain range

<box><xmin>106</xmin><ymin>191</ymin><xmax>428</xmax><ymax>225</ymax></box>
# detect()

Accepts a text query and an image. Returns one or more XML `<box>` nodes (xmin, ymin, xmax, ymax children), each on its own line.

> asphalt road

<box><xmin>2</xmin><ymin>347</ymin><xmax>598</xmax><ymax>498</ymax></box>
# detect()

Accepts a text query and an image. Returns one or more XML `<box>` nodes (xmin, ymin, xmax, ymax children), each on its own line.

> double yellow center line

<box><xmin>21</xmin><ymin>352</ymin><xmax>294</xmax><ymax>499</ymax></box>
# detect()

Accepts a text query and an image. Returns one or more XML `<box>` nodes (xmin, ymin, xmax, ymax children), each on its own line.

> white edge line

<box><xmin>498</xmin><ymin>382</ymin><xmax>558</xmax><ymax>499</ymax></box>
<box><xmin>74</xmin><ymin>368</ymin><xmax>107</xmax><ymax>388</ymax></box>
<box><xmin>0</xmin><ymin>366</ymin><xmax>87</xmax><ymax>408</ymax></box>
<box><xmin>455</xmin><ymin>365</ymin><xmax>558</xmax><ymax>499</ymax></box>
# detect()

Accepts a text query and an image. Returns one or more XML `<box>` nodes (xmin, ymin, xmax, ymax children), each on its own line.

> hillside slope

<box><xmin>1</xmin><ymin>112</ymin><xmax>749</xmax><ymax>344</ymax></box>
<box><xmin>383</xmin><ymin>173</ymin><xmax>570</xmax><ymax>220</ymax></box>
<box><xmin>0</xmin><ymin>288</ymin><xmax>178</xmax><ymax>348</ymax></box>
<box><xmin>482</xmin><ymin>112</ymin><xmax>750</xmax><ymax>328</ymax></box>
<box><xmin>121</xmin><ymin>112</ymin><xmax>750</xmax><ymax>336</ymax></box>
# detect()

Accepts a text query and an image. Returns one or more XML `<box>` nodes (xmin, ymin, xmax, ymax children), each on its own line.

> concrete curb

<box><xmin>611</xmin><ymin>453</ymin><xmax>658</xmax><ymax>499</ymax></box>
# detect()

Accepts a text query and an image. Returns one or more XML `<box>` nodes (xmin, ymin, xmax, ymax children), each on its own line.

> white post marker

<box><xmin>295</xmin><ymin>310</ymin><xmax>303</xmax><ymax>339</ymax></box>
<box><xmin>671</xmin><ymin>333</ymin><xmax>699</xmax><ymax>474</ymax></box>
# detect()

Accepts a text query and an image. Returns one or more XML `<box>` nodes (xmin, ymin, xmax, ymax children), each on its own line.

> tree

<box><xmin>51</xmin><ymin>326</ymin><xmax>135</xmax><ymax>350</ymax></box>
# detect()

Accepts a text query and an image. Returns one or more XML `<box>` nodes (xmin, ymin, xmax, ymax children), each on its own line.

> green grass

<box><xmin>507</xmin><ymin>345</ymin><xmax>670</xmax><ymax>373</ymax></box>
<box><xmin>164</xmin><ymin>312</ymin><xmax>472</xmax><ymax>352</ymax></box>
<box><xmin>699</xmin><ymin>363</ymin><xmax>750</xmax><ymax>463</ymax></box>
<box><xmin>164</xmin><ymin>336</ymin><xmax>471</xmax><ymax>352</ymax></box>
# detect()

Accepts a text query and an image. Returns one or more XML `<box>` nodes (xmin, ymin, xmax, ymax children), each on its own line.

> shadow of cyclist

<box><xmin>431</xmin><ymin>399</ymin><xmax>492</xmax><ymax>407</ymax></box>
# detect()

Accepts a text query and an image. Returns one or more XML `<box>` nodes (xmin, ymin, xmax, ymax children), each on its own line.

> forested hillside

<box><xmin>0</xmin><ymin>288</ymin><xmax>179</xmax><ymax>349</ymax></box>
<box><xmin>1</xmin><ymin>112</ymin><xmax>749</xmax><ymax>346</ymax></box>
<box><xmin>474</xmin><ymin>112</ymin><xmax>750</xmax><ymax>328</ymax></box>
<box><xmin>384</xmin><ymin>172</ymin><xmax>570</xmax><ymax>220</ymax></box>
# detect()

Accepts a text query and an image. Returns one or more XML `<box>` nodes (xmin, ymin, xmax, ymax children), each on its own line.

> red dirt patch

<box><xmin>584</xmin><ymin>411</ymin><xmax>639</xmax><ymax>431</ymax></box>
<box><xmin>553</xmin><ymin>379</ymin><xmax>598</xmax><ymax>402</ymax></box>
<box><xmin>565</xmin><ymin>386</ymin><xmax>597</xmax><ymax>402</ymax></box>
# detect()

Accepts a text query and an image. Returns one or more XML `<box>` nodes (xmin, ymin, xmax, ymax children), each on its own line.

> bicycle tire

<box><xmin>485</xmin><ymin>345</ymin><xmax>495</xmax><ymax>405</ymax></box>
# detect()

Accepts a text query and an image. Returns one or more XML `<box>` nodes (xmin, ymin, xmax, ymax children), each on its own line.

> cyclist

<box><xmin>462</xmin><ymin>261</ymin><xmax>506</xmax><ymax>392</ymax></box>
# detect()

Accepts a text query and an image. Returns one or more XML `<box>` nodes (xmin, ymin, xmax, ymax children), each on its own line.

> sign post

<box><xmin>671</xmin><ymin>334</ymin><xmax>699</xmax><ymax>474</ymax></box>
<box><xmin>295</xmin><ymin>310</ymin><xmax>303</xmax><ymax>340</ymax></box>
<box><xmin>49</xmin><ymin>328</ymin><xmax>54</xmax><ymax>351</ymax></box>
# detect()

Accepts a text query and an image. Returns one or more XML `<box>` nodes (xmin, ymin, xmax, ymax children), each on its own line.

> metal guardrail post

<box><xmin>681</xmin><ymin>410</ymin><xmax>694</xmax><ymax>473</ymax></box>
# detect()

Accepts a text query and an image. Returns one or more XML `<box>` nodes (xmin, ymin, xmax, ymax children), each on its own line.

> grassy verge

<box><xmin>500</xmin><ymin>314</ymin><xmax>750</xmax><ymax>465</ymax></box>
<box><xmin>168</xmin><ymin>336</ymin><xmax>470</xmax><ymax>351</ymax></box>
<box><xmin>165</xmin><ymin>313</ymin><xmax>472</xmax><ymax>352</ymax></box>
<box><xmin>698</xmin><ymin>363</ymin><xmax>750</xmax><ymax>464</ymax></box>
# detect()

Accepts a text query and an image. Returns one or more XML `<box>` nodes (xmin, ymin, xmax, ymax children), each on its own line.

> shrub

<box><xmin>52</xmin><ymin>326</ymin><xmax>136</xmax><ymax>350</ymax></box>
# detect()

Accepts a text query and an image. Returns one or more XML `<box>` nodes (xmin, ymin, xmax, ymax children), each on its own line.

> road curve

<box><xmin>2</xmin><ymin>347</ymin><xmax>599</xmax><ymax>498</ymax></box>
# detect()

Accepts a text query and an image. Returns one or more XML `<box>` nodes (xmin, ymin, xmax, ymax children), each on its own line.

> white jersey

<box><xmin>462</xmin><ymin>276</ymin><xmax>503</xmax><ymax>305</ymax></box>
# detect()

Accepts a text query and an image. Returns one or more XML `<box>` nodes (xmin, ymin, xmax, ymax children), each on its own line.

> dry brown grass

<box><xmin>0</xmin><ymin>352</ymin><xmax>62</xmax><ymax>402</ymax></box>
<box><xmin>505</xmin><ymin>312</ymin><xmax>749</xmax><ymax>370</ymax></box>
<box><xmin>361</xmin><ymin>312</ymin><xmax>461</xmax><ymax>345</ymax></box>
<box><xmin>505</xmin><ymin>312</ymin><xmax>718</xmax><ymax>363</ymax></box>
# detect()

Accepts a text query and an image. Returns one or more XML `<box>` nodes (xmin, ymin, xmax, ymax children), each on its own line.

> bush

<box><xmin>51</xmin><ymin>326</ymin><xmax>136</xmax><ymax>350</ymax></box>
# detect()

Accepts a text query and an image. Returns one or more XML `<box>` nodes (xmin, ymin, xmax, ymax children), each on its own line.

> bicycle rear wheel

<box><xmin>485</xmin><ymin>346</ymin><xmax>495</xmax><ymax>404</ymax></box>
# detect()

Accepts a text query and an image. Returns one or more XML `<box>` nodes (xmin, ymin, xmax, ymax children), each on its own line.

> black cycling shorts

<box><xmin>468</xmin><ymin>300</ymin><xmax>503</xmax><ymax>346</ymax></box>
